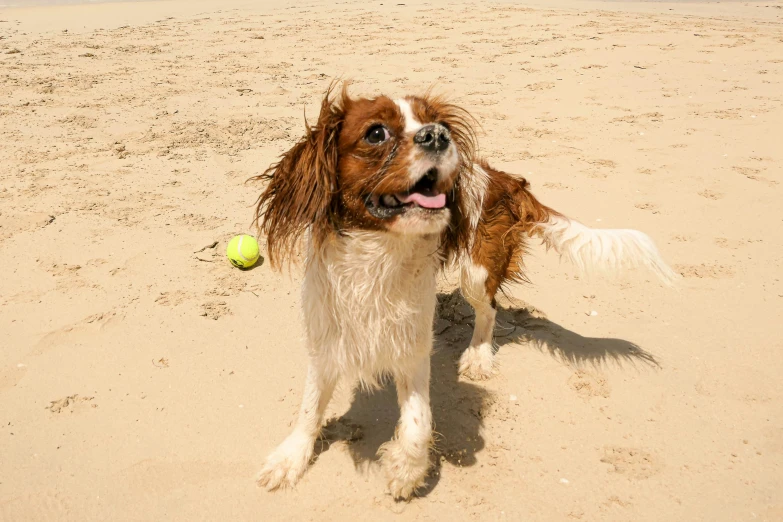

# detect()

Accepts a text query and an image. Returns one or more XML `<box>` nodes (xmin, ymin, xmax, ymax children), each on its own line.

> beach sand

<box><xmin>1</xmin><ymin>0</ymin><xmax>782</xmax><ymax>520</ymax></box>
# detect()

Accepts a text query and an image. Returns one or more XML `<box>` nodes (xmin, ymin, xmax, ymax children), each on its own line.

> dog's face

<box><xmin>337</xmin><ymin>95</ymin><xmax>465</xmax><ymax>235</ymax></box>
<box><xmin>255</xmin><ymin>84</ymin><xmax>476</xmax><ymax>267</ymax></box>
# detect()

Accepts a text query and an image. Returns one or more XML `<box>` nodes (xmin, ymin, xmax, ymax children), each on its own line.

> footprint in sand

<box><xmin>600</xmin><ymin>446</ymin><xmax>662</xmax><ymax>479</ymax></box>
<box><xmin>525</xmin><ymin>82</ymin><xmax>555</xmax><ymax>91</ymax></box>
<box><xmin>635</xmin><ymin>202</ymin><xmax>660</xmax><ymax>214</ymax></box>
<box><xmin>568</xmin><ymin>369</ymin><xmax>611</xmax><ymax>399</ymax></box>
<box><xmin>30</xmin><ymin>310</ymin><xmax>124</xmax><ymax>357</ymax></box>
<box><xmin>732</xmin><ymin>165</ymin><xmax>778</xmax><ymax>186</ymax></box>
<box><xmin>155</xmin><ymin>290</ymin><xmax>190</xmax><ymax>306</ymax></box>
<box><xmin>46</xmin><ymin>394</ymin><xmax>96</xmax><ymax>414</ymax></box>
<box><xmin>698</xmin><ymin>189</ymin><xmax>723</xmax><ymax>200</ymax></box>
<box><xmin>675</xmin><ymin>263</ymin><xmax>735</xmax><ymax>279</ymax></box>
<box><xmin>714</xmin><ymin>237</ymin><xmax>762</xmax><ymax>249</ymax></box>
<box><xmin>200</xmin><ymin>300</ymin><xmax>230</xmax><ymax>320</ymax></box>
<box><xmin>588</xmin><ymin>159</ymin><xmax>617</xmax><ymax>169</ymax></box>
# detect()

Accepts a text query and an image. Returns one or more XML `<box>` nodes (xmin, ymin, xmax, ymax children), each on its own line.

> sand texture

<box><xmin>1</xmin><ymin>0</ymin><xmax>782</xmax><ymax>520</ymax></box>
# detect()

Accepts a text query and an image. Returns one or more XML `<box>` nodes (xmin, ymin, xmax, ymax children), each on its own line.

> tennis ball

<box><xmin>226</xmin><ymin>234</ymin><xmax>260</xmax><ymax>269</ymax></box>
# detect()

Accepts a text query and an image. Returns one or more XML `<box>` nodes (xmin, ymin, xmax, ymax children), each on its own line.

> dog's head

<box><xmin>254</xmin><ymin>82</ymin><xmax>476</xmax><ymax>268</ymax></box>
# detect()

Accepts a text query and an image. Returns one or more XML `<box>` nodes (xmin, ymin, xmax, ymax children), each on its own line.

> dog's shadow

<box><xmin>318</xmin><ymin>289</ymin><xmax>659</xmax><ymax>497</ymax></box>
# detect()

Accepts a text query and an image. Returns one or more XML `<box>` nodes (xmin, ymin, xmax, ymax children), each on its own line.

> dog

<box><xmin>252</xmin><ymin>84</ymin><xmax>676</xmax><ymax>499</ymax></box>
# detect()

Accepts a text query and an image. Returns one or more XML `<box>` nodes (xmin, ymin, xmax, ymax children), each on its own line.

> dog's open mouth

<box><xmin>365</xmin><ymin>168</ymin><xmax>447</xmax><ymax>219</ymax></box>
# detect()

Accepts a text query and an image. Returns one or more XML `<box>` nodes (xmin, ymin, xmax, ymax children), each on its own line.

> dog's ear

<box><xmin>253</xmin><ymin>84</ymin><xmax>346</xmax><ymax>269</ymax></box>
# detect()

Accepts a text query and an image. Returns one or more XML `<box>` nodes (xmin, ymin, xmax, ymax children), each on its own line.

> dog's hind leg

<box><xmin>458</xmin><ymin>259</ymin><xmax>498</xmax><ymax>380</ymax></box>
<box><xmin>257</xmin><ymin>360</ymin><xmax>337</xmax><ymax>491</ymax></box>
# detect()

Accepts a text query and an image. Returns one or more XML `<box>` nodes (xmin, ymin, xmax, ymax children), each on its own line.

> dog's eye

<box><xmin>365</xmin><ymin>125</ymin><xmax>390</xmax><ymax>145</ymax></box>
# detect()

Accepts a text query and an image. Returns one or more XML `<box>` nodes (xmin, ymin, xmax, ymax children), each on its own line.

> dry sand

<box><xmin>1</xmin><ymin>0</ymin><xmax>782</xmax><ymax>520</ymax></box>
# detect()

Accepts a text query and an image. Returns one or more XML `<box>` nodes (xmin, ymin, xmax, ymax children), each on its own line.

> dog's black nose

<box><xmin>413</xmin><ymin>124</ymin><xmax>450</xmax><ymax>154</ymax></box>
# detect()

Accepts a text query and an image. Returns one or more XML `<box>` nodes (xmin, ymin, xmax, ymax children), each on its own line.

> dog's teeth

<box><xmin>382</xmin><ymin>195</ymin><xmax>399</xmax><ymax>207</ymax></box>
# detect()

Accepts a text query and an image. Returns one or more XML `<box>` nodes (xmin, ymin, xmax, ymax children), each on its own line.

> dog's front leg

<box><xmin>257</xmin><ymin>359</ymin><xmax>336</xmax><ymax>491</ymax></box>
<box><xmin>379</xmin><ymin>355</ymin><xmax>433</xmax><ymax>499</ymax></box>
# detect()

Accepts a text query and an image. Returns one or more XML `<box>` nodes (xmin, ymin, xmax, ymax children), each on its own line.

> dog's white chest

<box><xmin>302</xmin><ymin>231</ymin><xmax>439</xmax><ymax>384</ymax></box>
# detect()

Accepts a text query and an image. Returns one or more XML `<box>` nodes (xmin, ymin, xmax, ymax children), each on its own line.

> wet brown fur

<box><xmin>251</xmin><ymin>82</ymin><xmax>346</xmax><ymax>269</ymax></box>
<box><xmin>469</xmin><ymin>161</ymin><xmax>559</xmax><ymax>305</ymax></box>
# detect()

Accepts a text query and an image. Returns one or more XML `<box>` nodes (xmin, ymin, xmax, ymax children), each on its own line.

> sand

<box><xmin>1</xmin><ymin>0</ymin><xmax>782</xmax><ymax>520</ymax></box>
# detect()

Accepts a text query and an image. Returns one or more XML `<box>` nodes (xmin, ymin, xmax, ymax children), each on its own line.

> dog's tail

<box><xmin>505</xmin><ymin>175</ymin><xmax>678</xmax><ymax>284</ymax></box>
<box><xmin>471</xmin><ymin>163</ymin><xmax>678</xmax><ymax>285</ymax></box>
<box><xmin>529</xmin><ymin>208</ymin><xmax>678</xmax><ymax>285</ymax></box>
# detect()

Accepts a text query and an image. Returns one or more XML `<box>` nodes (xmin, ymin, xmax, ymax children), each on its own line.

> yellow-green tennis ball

<box><xmin>226</xmin><ymin>235</ymin><xmax>260</xmax><ymax>269</ymax></box>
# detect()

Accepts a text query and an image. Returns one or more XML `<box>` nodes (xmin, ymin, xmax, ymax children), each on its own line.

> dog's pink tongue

<box><xmin>398</xmin><ymin>192</ymin><xmax>446</xmax><ymax>209</ymax></box>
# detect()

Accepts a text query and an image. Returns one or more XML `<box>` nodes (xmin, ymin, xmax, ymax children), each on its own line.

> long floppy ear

<box><xmin>252</xmin><ymin>85</ymin><xmax>345</xmax><ymax>269</ymax></box>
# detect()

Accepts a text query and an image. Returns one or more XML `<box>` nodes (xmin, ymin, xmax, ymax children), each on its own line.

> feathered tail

<box><xmin>532</xmin><ymin>214</ymin><xmax>679</xmax><ymax>285</ymax></box>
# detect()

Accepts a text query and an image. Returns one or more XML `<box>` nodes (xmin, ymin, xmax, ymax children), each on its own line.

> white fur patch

<box><xmin>535</xmin><ymin>215</ymin><xmax>679</xmax><ymax>284</ymax></box>
<box><xmin>458</xmin><ymin>257</ymin><xmax>497</xmax><ymax>380</ymax></box>
<box><xmin>404</xmin><ymin>144</ymin><xmax>460</xmax><ymax>186</ymax></box>
<box><xmin>460</xmin><ymin>260</ymin><xmax>495</xmax><ymax>349</ymax></box>
<box><xmin>461</xmin><ymin>163</ymin><xmax>490</xmax><ymax>245</ymax></box>
<box><xmin>395</xmin><ymin>98</ymin><xmax>424</xmax><ymax>134</ymax></box>
<box><xmin>389</xmin><ymin>208</ymin><xmax>451</xmax><ymax>236</ymax></box>
<box><xmin>303</xmin><ymin>231</ymin><xmax>441</xmax><ymax>387</ymax></box>
<box><xmin>459</xmin><ymin>257</ymin><xmax>489</xmax><ymax>306</ymax></box>
<box><xmin>396</xmin><ymin>100</ymin><xmax>461</xmax><ymax>185</ymax></box>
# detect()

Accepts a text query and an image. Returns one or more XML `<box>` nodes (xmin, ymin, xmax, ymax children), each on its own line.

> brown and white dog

<box><xmin>252</xmin><ymin>84</ymin><xmax>676</xmax><ymax>499</ymax></box>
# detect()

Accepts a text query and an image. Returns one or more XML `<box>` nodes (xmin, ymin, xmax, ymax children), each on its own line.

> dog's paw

<box><xmin>256</xmin><ymin>432</ymin><xmax>314</xmax><ymax>491</ymax></box>
<box><xmin>378</xmin><ymin>440</ymin><xmax>430</xmax><ymax>500</ymax></box>
<box><xmin>458</xmin><ymin>344</ymin><xmax>496</xmax><ymax>381</ymax></box>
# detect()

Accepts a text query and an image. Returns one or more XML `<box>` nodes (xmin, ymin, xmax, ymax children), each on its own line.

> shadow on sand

<box><xmin>316</xmin><ymin>289</ymin><xmax>659</xmax><ymax>497</ymax></box>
